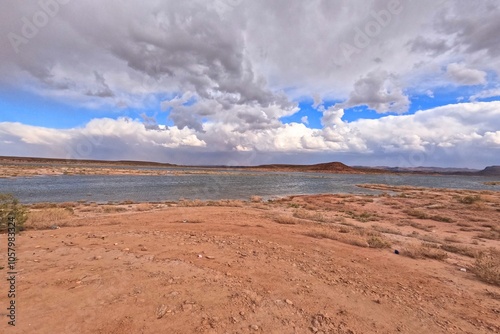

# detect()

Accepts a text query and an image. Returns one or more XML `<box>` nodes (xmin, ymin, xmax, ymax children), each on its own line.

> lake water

<box><xmin>0</xmin><ymin>171</ymin><xmax>497</xmax><ymax>203</ymax></box>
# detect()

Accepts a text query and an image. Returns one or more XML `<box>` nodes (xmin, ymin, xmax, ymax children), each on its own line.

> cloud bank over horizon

<box><xmin>1</xmin><ymin>0</ymin><xmax>499</xmax><ymax>168</ymax></box>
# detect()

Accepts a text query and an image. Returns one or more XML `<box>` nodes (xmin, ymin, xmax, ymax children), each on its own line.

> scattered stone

<box><xmin>93</xmin><ymin>255</ymin><xmax>102</xmax><ymax>260</ymax></box>
<box><xmin>140</xmin><ymin>246</ymin><xmax>148</xmax><ymax>251</ymax></box>
<box><xmin>460</xmin><ymin>268</ymin><xmax>467</xmax><ymax>272</ymax></box>
<box><xmin>50</xmin><ymin>225</ymin><xmax>60</xmax><ymax>230</ymax></box>
<box><xmin>198</xmin><ymin>254</ymin><xmax>203</xmax><ymax>258</ymax></box>
<box><xmin>123</xmin><ymin>248</ymin><xmax>130</xmax><ymax>252</ymax></box>
<box><xmin>156</xmin><ymin>304</ymin><xmax>168</xmax><ymax>319</ymax></box>
<box><xmin>182</xmin><ymin>303</ymin><xmax>194</xmax><ymax>311</ymax></box>
<box><xmin>114</xmin><ymin>243</ymin><xmax>118</xmax><ymax>246</ymax></box>
<box><xmin>394</xmin><ymin>250</ymin><xmax>400</xmax><ymax>255</ymax></box>
<box><xmin>285</xmin><ymin>299</ymin><xmax>293</xmax><ymax>305</ymax></box>
<box><xmin>250</xmin><ymin>324</ymin><xmax>259</xmax><ymax>331</ymax></box>
<box><xmin>206</xmin><ymin>256</ymin><xmax>215</xmax><ymax>260</ymax></box>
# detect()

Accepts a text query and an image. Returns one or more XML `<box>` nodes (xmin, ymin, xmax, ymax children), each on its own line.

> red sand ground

<box><xmin>1</xmin><ymin>186</ymin><xmax>499</xmax><ymax>333</ymax></box>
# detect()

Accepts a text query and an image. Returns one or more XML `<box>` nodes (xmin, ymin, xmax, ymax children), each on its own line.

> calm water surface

<box><xmin>0</xmin><ymin>170</ymin><xmax>497</xmax><ymax>203</ymax></box>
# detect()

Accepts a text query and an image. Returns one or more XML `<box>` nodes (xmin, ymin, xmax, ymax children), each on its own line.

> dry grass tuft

<box><xmin>404</xmin><ymin>209</ymin><xmax>453</xmax><ymax>223</ymax></box>
<box><xmin>273</xmin><ymin>215</ymin><xmax>299</xmax><ymax>225</ymax></box>
<box><xmin>136</xmin><ymin>203</ymin><xmax>154</xmax><ymax>211</ymax></box>
<box><xmin>405</xmin><ymin>209</ymin><xmax>428</xmax><ymax>219</ymax></box>
<box><xmin>401</xmin><ymin>243</ymin><xmax>448</xmax><ymax>260</ymax></box>
<box><xmin>30</xmin><ymin>202</ymin><xmax>58</xmax><ymax>209</ymax></box>
<box><xmin>26</xmin><ymin>208</ymin><xmax>74</xmax><ymax>229</ymax></box>
<box><xmin>367</xmin><ymin>236</ymin><xmax>391</xmax><ymax>248</ymax></box>
<box><xmin>476</xmin><ymin>225</ymin><xmax>500</xmax><ymax>240</ymax></box>
<box><xmin>440</xmin><ymin>244</ymin><xmax>478</xmax><ymax>258</ymax></box>
<box><xmin>345</xmin><ymin>210</ymin><xmax>379</xmax><ymax>222</ymax></box>
<box><xmin>474</xmin><ymin>248</ymin><xmax>500</xmax><ymax>286</ymax></box>
<box><xmin>304</xmin><ymin>230</ymin><xmax>369</xmax><ymax>247</ymax></box>
<box><xmin>250</xmin><ymin>195</ymin><xmax>263</xmax><ymax>203</ymax></box>
<box><xmin>102</xmin><ymin>205</ymin><xmax>128</xmax><ymax>213</ymax></box>
<box><xmin>430</xmin><ymin>215</ymin><xmax>454</xmax><ymax>223</ymax></box>
<box><xmin>293</xmin><ymin>209</ymin><xmax>328</xmax><ymax>222</ymax></box>
<box><xmin>371</xmin><ymin>225</ymin><xmax>402</xmax><ymax>235</ymax></box>
<box><xmin>458</xmin><ymin>195</ymin><xmax>481</xmax><ymax>204</ymax></box>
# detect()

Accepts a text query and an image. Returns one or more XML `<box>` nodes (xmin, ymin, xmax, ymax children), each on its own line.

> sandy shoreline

<box><xmin>0</xmin><ymin>185</ymin><xmax>499</xmax><ymax>333</ymax></box>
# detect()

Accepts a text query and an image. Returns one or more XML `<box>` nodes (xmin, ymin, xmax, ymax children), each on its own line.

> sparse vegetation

<box><xmin>345</xmin><ymin>210</ymin><xmax>379</xmax><ymax>222</ymax></box>
<box><xmin>367</xmin><ymin>236</ymin><xmax>391</xmax><ymax>248</ymax></box>
<box><xmin>136</xmin><ymin>203</ymin><xmax>154</xmax><ymax>211</ymax></box>
<box><xmin>429</xmin><ymin>215</ymin><xmax>453</xmax><ymax>223</ymax></box>
<box><xmin>405</xmin><ymin>209</ymin><xmax>428</xmax><ymax>219</ymax></box>
<box><xmin>26</xmin><ymin>207</ymin><xmax>74</xmax><ymax>229</ymax></box>
<box><xmin>102</xmin><ymin>206</ymin><xmax>128</xmax><ymax>213</ymax></box>
<box><xmin>273</xmin><ymin>215</ymin><xmax>298</xmax><ymax>225</ymax></box>
<box><xmin>401</xmin><ymin>243</ymin><xmax>448</xmax><ymax>260</ymax></box>
<box><xmin>0</xmin><ymin>193</ymin><xmax>28</xmax><ymax>232</ymax></box>
<box><xmin>404</xmin><ymin>209</ymin><xmax>453</xmax><ymax>223</ymax></box>
<box><xmin>459</xmin><ymin>195</ymin><xmax>481</xmax><ymax>204</ymax></box>
<box><xmin>250</xmin><ymin>195</ymin><xmax>262</xmax><ymax>203</ymax></box>
<box><xmin>440</xmin><ymin>244</ymin><xmax>478</xmax><ymax>258</ymax></box>
<box><xmin>484</xmin><ymin>181</ymin><xmax>500</xmax><ymax>186</ymax></box>
<box><xmin>371</xmin><ymin>225</ymin><xmax>402</xmax><ymax>235</ymax></box>
<box><xmin>474</xmin><ymin>248</ymin><xmax>500</xmax><ymax>286</ymax></box>
<box><xmin>293</xmin><ymin>209</ymin><xmax>328</xmax><ymax>222</ymax></box>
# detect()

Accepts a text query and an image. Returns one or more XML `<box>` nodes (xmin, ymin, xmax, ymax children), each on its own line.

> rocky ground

<box><xmin>0</xmin><ymin>186</ymin><xmax>499</xmax><ymax>333</ymax></box>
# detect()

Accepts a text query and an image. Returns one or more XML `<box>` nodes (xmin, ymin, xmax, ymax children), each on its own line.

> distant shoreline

<box><xmin>1</xmin><ymin>155</ymin><xmax>498</xmax><ymax>178</ymax></box>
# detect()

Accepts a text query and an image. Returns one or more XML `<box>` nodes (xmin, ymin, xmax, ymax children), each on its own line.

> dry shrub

<box><xmin>440</xmin><ymin>244</ymin><xmax>478</xmax><ymax>258</ymax></box>
<box><xmin>474</xmin><ymin>248</ymin><xmax>500</xmax><ymax>286</ymax></box>
<box><xmin>178</xmin><ymin>199</ymin><xmax>205</xmax><ymax>207</ymax></box>
<box><xmin>371</xmin><ymin>225</ymin><xmax>402</xmax><ymax>235</ymax></box>
<box><xmin>136</xmin><ymin>203</ymin><xmax>153</xmax><ymax>211</ymax></box>
<box><xmin>430</xmin><ymin>215</ymin><xmax>454</xmax><ymax>223</ymax></box>
<box><xmin>57</xmin><ymin>202</ymin><xmax>77</xmax><ymax>209</ymax></box>
<box><xmin>401</xmin><ymin>243</ymin><xmax>448</xmax><ymax>260</ymax></box>
<box><xmin>30</xmin><ymin>202</ymin><xmax>58</xmax><ymax>209</ymax></box>
<box><xmin>408</xmin><ymin>221</ymin><xmax>433</xmax><ymax>232</ymax></box>
<box><xmin>250</xmin><ymin>195</ymin><xmax>262</xmax><ymax>203</ymax></box>
<box><xmin>79</xmin><ymin>207</ymin><xmax>99</xmax><ymax>213</ymax></box>
<box><xmin>204</xmin><ymin>199</ymin><xmax>244</xmax><ymax>207</ymax></box>
<box><xmin>293</xmin><ymin>209</ymin><xmax>328</xmax><ymax>222</ymax></box>
<box><xmin>346</xmin><ymin>210</ymin><xmax>379</xmax><ymax>222</ymax></box>
<box><xmin>273</xmin><ymin>215</ymin><xmax>298</xmax><ymax>225</ymax></box>
<box><xmin>476</xmin><ymin>226</ymin><xmax>500</xmax><ymax>241</ymax></box>
<box><xmin>459</xmin><ymin>195</ymin><xmax>481</xmax><ymax>204</ymax></box>
<box><xmin>444</xmin><ymin>236</ymin><xmax>460</xmax><ymax>243</ymax></box>
<box><xmin>26</xmin><ymin>208</ymin><xmax>74</xmax><ymax>229</ymax></box>
<box><xmin>405</xmin><ymin>209</ymin><xmax>428</xmax><ymax>219</ymax></box>
<box><xmin>367</xmin><ymin>236</ymin><xmax>391</xmax><ymax>248</ymax></box>
<box><xmin>102</xmin><ymin>205</ymin><xmax>127</xmax><ymax>213</ymax></box>
<box><xmin>303</xmin><ymin>230</ymin><xmax>373</xmax><ymax>248</ymax></box>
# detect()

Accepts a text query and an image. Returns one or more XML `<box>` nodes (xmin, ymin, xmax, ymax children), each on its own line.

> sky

<box><xmin>0</xmin><ymin>0</ymin><xmax>500</xmax><ymax>168</ymax></box>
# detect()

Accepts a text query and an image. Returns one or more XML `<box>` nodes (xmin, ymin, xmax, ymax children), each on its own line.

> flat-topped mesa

<box><xmin>254</xmin><ymin>161</ymin><xmax>360</xmax><ymax>173</ymax></box>
<box><xmin>305</xmin><ymin>162</ymin><xmax>355</xmax><ymax>172</ymax></box>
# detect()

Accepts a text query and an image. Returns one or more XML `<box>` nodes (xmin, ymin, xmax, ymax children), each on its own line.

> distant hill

<box><xmin>367</xmin><ymin>166</ymin><xmax>480</xmax><ymax>173</ymax></box>
<box><xmin>477</xmin><ymin>166</ymin><xmax>500</xmax><ymax>176</ymax></box>
<box><xmin>0</xmin><ymin>156</ymin><xmax>177</xmax><ymax>167</ymax></box>
<box><xmin>1</xmin><ymin>155</ymin><xmax>498</xmax><ymax>176</ymax></box>
<box><xmin>253</xmin><ymin>162</ymin><xmax>364</xmax><ymax>173</ymax></box>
